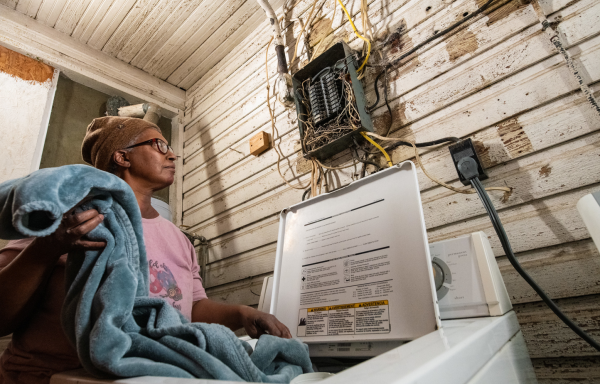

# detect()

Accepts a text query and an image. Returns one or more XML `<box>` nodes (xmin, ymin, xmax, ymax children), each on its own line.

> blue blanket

<box><xmin>0</xmin><ymin>165</ymin><xmax>312</xmax><ymax>382</ymax></box>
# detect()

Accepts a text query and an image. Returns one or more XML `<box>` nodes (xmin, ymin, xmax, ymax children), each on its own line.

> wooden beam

<box><xmin>0</xmin><ymin>4</ymin><xmax>185</xmax><ymax>115</ymax></box>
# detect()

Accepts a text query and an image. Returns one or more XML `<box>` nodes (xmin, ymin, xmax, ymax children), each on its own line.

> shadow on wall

<box><xmin>39</xmin><ymin>75</ymin><xmax>172</xmax><ymax>202</ymax></box>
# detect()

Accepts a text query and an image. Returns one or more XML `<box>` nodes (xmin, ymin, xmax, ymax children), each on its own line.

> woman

<box><xmin>0</xmin><ymin>117</ymin><xmax>290</xmax><ymax>384</ymax></box>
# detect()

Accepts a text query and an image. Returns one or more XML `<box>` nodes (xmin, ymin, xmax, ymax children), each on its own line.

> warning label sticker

<box><xmin>297</xmin><ymin>300</ymin><xmax>390</xmax><ymax>337</ymax></box>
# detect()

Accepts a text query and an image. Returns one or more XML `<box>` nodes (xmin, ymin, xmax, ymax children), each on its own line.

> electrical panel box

<box><xmin>271</xmin><ymin>162</ymin><xmax>440</xmax><ymax>357</ymax></box>
<box><xmin>292</xmin><ymin>42</ymin><xmax>373</xmax><ymax>162</ymax></box>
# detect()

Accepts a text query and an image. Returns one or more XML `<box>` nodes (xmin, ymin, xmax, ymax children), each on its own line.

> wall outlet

<box><xmin>448</xmin><ymin>138</ymin><xmax>488</xmax><ymax>185</ymax></box>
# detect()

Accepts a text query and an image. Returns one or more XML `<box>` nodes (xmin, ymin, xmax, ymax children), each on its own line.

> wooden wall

<box><xmin>181</xmin><ymin>0</ymin><xmax>600</xmax><ymax>381</ymax></box>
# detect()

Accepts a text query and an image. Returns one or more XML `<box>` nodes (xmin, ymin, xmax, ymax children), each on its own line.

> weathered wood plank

<box><xmin>101</xmin><ymin>0</ymin><xmax>161</xmax><ymax>57</ymax></box>
<box><xmin>428</xmin><ymin>184</ymin><xmax>599</xmax><ymax>256</ymax></box>
<box><xmin>205</xmin><ymin>272</ymin><xmax>270</xmax><ymax>306</ymax></box>
<box><xmin>377</xmin><ymin>4</ymin><xmax>600</xmax><ymax>142</ymax></box>
<box><xmin>35</xmin><ymin>0</ymin><xmax>67</xmax><ymax>27</ymax></box>
<box><xmin>183</xmin><ymin>65</ymin><xmax>280</xmax><ymax>148</ymax></box>
<box><xmin>142</xmin><ymin>0</ymin><xmax>245</xmax><ymax>77</ymax></box>
<box><xmin>499</xmin><ymin>239</ymin><xmax>600</xmax><ymax>305</ymax></box>
<box><xmin>173</xmin><ymin>7</ymin><xmax>268</xmax><ymax>89</ymax></box>
<box><xmin>532</xmin><ymin>356</ymin><xmax>600</xmax><ymax>383</ymax></box>
<box><xmin>182</xmin><ymin>0</ymin><xmax>542</xmax><ymax>164</ymax></box>
<box><xmin>149</xmin><ymin>0</ymin><xmax>249</xmax><ymax>80</ymax></box>
<box><xmin>182</xmin><ymin>127</ymin><xmax>299</xmax><ymax>210</ymax></box>
<box><xmin>204</xmin><ymin>243</ymin><xmax>277</xmax><ymax>289</ymax></box>
<box><xmin>70</xmin><ymin>0</ymin><xmax>117</xmax><ymax>44</ymax></box>
<box><xmin>114</xmin><ymin>0</ymin><xmax>185</xmax><ymax>64</ymax></box>
<box><xmin>184</xmin><ymin>70</ymin><xmax>600</xmax><ymax>228</ymax></box>
<box><xmin>182</xmin><ymin>49</ymin><xmax>282</xmax><ymax>146</ymax></box>
<box><xmin>515</xmin><ymin>294</ymin><xmax>600</xmax><ymax>357</ymax></box>
<box><xmin>182</xmin><ymin>1</ymin><xmax>600</xmax><ymax>192</ymax></box>
<box><xmin>15</xmin><ymin>0</ymin><xmax>43</xmax><ymax>17</ymax></box>
<box><xmin>182</xmin><ymin>109</ymin><xmax>296</xmax><ymax>197</ymax></box>
<box><xmin>421</xmin><ymin>130</ymin><xmax>600</xmax><ymax>230</ymax></box>
<box><xmin>0</xmin><ymin>5</ymin><xmax>186</xmax><ymax>112</ymax></box>
<box><xmin>129</xmin><ymin>0</ymin><xmax>208</xmax><ymax>69</ymax></box>
<box><xmin>183</xmin><ymin>130</ymin><xmax>301</xmax><ymax>217</ymax></box>
<box><xmin>53</xmin><ymin>0</ymin><xmax>94</xmax><ymax>35</ymax></box>
<box><xmin>193</xmin><ymin>81</ymin><xmax>599</xmax><ymax>270</ymax></box>
<box><xmin>0</xmin><ymin>0</ymin><xmax>17</xmax><ymax>10</ymax></box>
<box><xmin>86</xmin><ymin>0</ymin><xmax>138</xmax><ymax>50</ymax></box>
<box><xmin>183</xmin><ymin>0</ymin><xmax>473</xmax><ymax>130</ymax></box>
<box><xmin>185</xmin><ymin>91</ymin><xmax>600</xmax><ymax>243</ymax></box>
<box><xmin>184</xmin><ymin>0</ymin><xmax>402</xmax><ymax>101</ymax></box>
<box><xmin>546</xmin><ymin>0</ymin><xmax>600</xmax><ymax>47</ymax></box>
<box><xmin>408</xmin><ymin>84</ymin><xmax>600</xmax><ymax>193</ymax></box>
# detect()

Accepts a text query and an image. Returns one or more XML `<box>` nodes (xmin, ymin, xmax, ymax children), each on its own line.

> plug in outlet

<box><xmin>448</xmin><ymin>139</ymin><xmax>488</xmax><ymax>185</ymax></box>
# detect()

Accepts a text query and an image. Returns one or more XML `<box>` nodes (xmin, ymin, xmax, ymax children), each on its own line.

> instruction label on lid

<box><xmin>297</xmin><ymin>300</ymin><xmax>390</xmax><ymax>336</ymax></box>
<box><xmin>274</xmin><ymin>164</ymin><xmax>439</xmax><ymax>343</ymax></box>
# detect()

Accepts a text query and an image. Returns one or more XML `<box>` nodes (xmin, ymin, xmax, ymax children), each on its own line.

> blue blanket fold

<box><xmin>0</xmin><ymin>165</ymin><xmax>312</xmax><ymax>383</ymax></box>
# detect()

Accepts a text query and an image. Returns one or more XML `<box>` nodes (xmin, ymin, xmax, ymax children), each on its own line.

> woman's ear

<box><xmin>112</xmin><ymin>150</ymin><xmax>131</xmax><ymax>169</ymax></box>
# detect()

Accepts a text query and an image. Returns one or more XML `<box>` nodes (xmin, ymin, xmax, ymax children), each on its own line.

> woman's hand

<box><xmin>35</xmin><ymin>202</ymin><xmax>106</xmax><ymax>257</ymax></box>
<box><xmin>239</xmin><ymin>306</ymin><xmax>292</xmax><ymax>339</ymax></box>
<box><xmin>192</xmin><ymin>299</ymin><xmax>292</xmax><ymax>339</ymax></box>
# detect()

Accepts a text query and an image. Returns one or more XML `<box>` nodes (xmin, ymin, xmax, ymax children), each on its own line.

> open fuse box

<box><xmin>292</xmin><ymin>42</ymin><xmax>374</xmax><ymax>161</ymax></box>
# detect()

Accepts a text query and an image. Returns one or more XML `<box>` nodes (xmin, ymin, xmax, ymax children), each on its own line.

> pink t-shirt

<box><xmin>143</xmin><ymin>215</ymin><xmax>207</xmax><ymax>319</ymax></box>
<box><xmin>0</xmin><ymin>215</ymin><xmax>207</xmax><ymax>384</ymax></box>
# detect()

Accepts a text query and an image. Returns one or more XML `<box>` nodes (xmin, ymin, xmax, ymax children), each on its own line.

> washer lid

<box><xmin>271</xmin><ymin>162</ymin><xmax>440</xmax><ymax>344</ymax></box>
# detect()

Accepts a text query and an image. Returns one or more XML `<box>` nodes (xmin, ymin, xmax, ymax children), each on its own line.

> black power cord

<box><xmin>457</xmin><ymin>157</ymin><xmax>600</xmax><ymax>352</ymax></box>
<box><xmin>386</xmin><ymin>136</ymin><xmax>460</xmax><ymax>150</ymax></box>
<box><xmin>387</xmin><ymin>0</ymin><xmax>496</xmax><ymax>70</ymax></box>
<box><xmin>368</xmin><ymin>0</ymin><xmax>497</xmax><ymax>121</ymax></box>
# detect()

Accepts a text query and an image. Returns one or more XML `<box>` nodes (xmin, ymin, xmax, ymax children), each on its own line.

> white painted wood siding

<box><xmin>2</xmin><ymin>0</ymin><xmax>286</xmax><ymax>90</ymax></box>
<box><xmin>183</xmin><ymin>0</ymin><xmax>600</xmax><ymax>381</ymax></box>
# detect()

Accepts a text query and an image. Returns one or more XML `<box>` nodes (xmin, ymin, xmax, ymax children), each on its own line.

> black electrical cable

<box><xmin>358</xmin><ymin>136</ymin><xmax>461</xmax><ymax>156</ymax></box>
<box><xmin>469</xmin><ymin>176</ymin><xmax>600</xmax><ymax>352</ymax></box>
<box><xmin>302</xmin><ymin>188</ymin><xmax>311</xmax><ymax>201</ymax></box>
<box><xmin>385</xmin><ymin>136</ymin><xmax>461</xmax><ymax>151</ymax></box>
<box><xmin>382</xmin><ymin>67</ymin><xmax>393</xmax><ymax>137</ymax></box>
<box><xmin>367</xmin><ymin>0</ymin><xmax>496</xmax><ymax>118</ymax></box>
<box><xmin>367</xmin><ymin>72</ymin><xmax>384</xmax><ymax>111</ymax></box>
<box><xmin>352</xmin><ymin>140</ymin><xmax>382</xmax><ymax>177</ymax></box>
<box><xmin>387</xmin><ymin>0</ymin><xmax>495</xmax><ymax>70</ymax></box>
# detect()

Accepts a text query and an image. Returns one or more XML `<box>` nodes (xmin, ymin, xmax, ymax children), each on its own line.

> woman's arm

<box><xmin>0</xmin><ymin>208</ymin><xmax>105</xmax><ymax>336</ymax></box>
<box><xmin>191</xmin><ymin>299</ymin><xmax>291</xmax><ymax>339</ymax></box>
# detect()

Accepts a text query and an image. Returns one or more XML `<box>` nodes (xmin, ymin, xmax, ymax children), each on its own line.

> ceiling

<box><xmin>1</xmin><ymin>0</ymin><xmax>284</xmax><ymax>90</ymax></box>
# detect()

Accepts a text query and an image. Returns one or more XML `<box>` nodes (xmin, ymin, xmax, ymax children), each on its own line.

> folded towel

<box><xmin>0</xmin><ymin>165</ymin><xmax>312</xmax><ymax>382</ymax></box>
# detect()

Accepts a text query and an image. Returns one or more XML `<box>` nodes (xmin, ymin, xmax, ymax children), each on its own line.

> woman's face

<box><xmin>125</xmin><ymin>128</ymin><xmax>176</xmax><ymax>191</ymax></box>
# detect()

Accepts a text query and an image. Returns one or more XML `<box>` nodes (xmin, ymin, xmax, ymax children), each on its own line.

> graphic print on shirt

<box><xmin>149</xmin><ymin>259</ymin><xmax>183</xmax><ymax>311</ymax></box>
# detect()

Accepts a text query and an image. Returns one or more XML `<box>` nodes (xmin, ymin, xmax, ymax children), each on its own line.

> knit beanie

<box><xmin>81</xmin><ymin>116</ymin><xmax>161</xmax><ymax>172</ymax></box>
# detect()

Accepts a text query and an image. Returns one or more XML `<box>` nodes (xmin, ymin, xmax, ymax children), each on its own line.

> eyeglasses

<box><xmin>124</xmin><ymin>138</ymin><xmax>174</xmax><ymax>155</ymax></box>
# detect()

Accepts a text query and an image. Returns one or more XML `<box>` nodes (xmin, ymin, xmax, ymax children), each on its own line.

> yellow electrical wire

<box><xmin>360</xmin><ymin>131</ymin><xmax>392</xmax><ymax>167</ymax></box>
<box><xmin>336</xmin><ymin>0</ymin><xmax>370</xmax><ymax>73</ymax></box>
<box><xmin>363</xmin><ymin>132</ymin><xmax>512</xmax><ymax>196</ymax></box>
